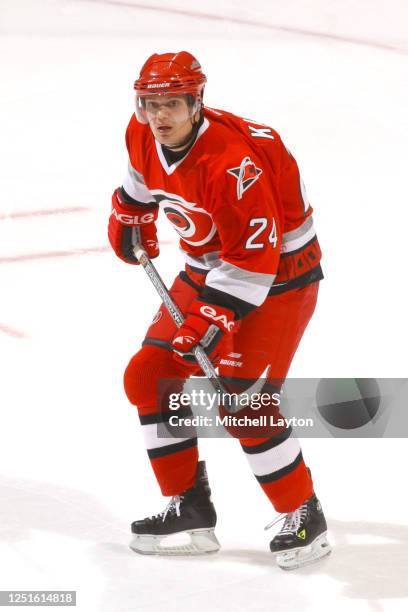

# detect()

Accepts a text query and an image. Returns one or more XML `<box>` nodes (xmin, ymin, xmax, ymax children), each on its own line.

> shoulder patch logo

<box><xmin>227</xmin><ymin>156</ymin><xmax>263</xmax><ymax>200</ymax></box>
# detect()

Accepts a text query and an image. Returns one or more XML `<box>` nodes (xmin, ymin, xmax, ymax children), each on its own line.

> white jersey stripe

<box><xmin>184</xmin><ymin>250</ymin><xmax>222</xmax><ymax>270</ymax></box>
<box><xmin>122</xmin><ymin>161</ymin><xmax>156</xmax><ymax>204</ymax></box>
<box><xmin>206</xmin><ymin>260</ymin><xmax>276</xmax><ymax>306</ymax></box>
<box><xmin>281</xmin><ymin>217</ymin><xmax>316</xmax><ymax>254</ymax></box>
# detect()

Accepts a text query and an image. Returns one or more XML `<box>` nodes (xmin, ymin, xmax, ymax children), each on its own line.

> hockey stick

<box><xmin>133</xmin><ymin>245</ymin><xmax>270</xmax><ymax>413</ymax></box>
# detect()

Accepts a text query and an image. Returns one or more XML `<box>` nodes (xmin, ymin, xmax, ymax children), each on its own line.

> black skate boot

<box><xmin>266</xmin><ymin>493</ymin><xmax>331</xmax><ymax>570</ymax></box>
<box><xmin>130</xmin><ymin>461</ymin><xmax>220</xmax><ymax>555</ymax></box>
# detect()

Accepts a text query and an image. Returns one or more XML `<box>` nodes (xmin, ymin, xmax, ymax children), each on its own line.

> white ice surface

<box><xmin>1</xmin><ymin>1</ymin><xmax>408</xmax><ymax>611</ymax></box>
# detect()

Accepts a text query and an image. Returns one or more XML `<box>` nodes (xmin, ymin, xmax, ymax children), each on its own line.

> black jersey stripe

<box><xmin>185</xmin><ymin>263</ymin><xmax>323</xmax><ymax>298</ymax></box>
<box><xmin>268</xmin><ymin>264</ymin><xmax>323</xmax><ymax>296</ymax></box>
<box><xmin>120</xmin><ymin>186</ymin><xmax>158</xmax><ymax>207</ymax></box>
<box><xmin>200</xmin><ymin>285</ymin><xmax>256</xmax><ymax>319</ymax></box>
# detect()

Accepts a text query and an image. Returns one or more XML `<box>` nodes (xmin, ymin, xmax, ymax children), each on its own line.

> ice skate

<box><xmin>266</xmin><ymin>493</ymin><xmax>332</xmax><ymax>570</ymax></box>
<box><xmin>130</xmin><ymin>461</ymin><xmax>220</xmax><ymax>556</ymax></box>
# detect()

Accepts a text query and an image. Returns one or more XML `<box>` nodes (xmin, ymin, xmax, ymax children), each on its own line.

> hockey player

<box><xmin>108</xmin><ymin>51</ymin><xmax>331</xmax><ymax>569</ymax></box>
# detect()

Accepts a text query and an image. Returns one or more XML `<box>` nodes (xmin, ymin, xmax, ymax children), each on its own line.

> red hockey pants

<box><xmin>124</xmin><ymin>271</ymin><xmax>319</xmax><ymax>513</ymax></box>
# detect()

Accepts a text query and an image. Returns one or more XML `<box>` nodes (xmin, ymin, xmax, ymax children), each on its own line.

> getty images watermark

<box><xmin>164</xmin><ymin>386</ymin><xmax>314</xmax><ymax>432</ymax></box>
<box><xmin>156</xmin><ymin>378</ymin><xmax>408</xmax><ymax>438</ymax></box>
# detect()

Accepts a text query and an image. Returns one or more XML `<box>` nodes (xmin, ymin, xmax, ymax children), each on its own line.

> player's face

<box><xmin>144</xmin><ymin>95</ymin><xmax>194</xmax><ymax>146</ymax></box>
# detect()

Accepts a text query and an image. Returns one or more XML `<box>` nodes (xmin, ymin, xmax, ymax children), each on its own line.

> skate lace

<box><xmin>149</xmin><ymin>495</ymin><xmax>184</xmax><ymax>523</ymax></box>
<box><xmin>264</xmin><ymin>502</ymin><xmax>308</xmax><ymax>535</ymax></box>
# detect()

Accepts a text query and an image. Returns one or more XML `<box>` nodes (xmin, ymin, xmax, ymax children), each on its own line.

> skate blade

<box><xmin>129</xmin><ymin>528</ymin><xmax>221</xmax><ymax>556</ymax></box>
<box><xmin>275</xmin><ymin>533</ymin><xmax>332</xmax><ymax>570</ymax></box>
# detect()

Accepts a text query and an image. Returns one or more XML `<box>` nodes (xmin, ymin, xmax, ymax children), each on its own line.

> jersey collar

<box><xmin>154</xmin><ymin>117</ymin><xmax>210</xmax><ymax>176</ymax></box>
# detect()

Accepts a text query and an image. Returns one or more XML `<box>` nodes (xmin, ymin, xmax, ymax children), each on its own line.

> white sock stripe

<box><xmin>141</xmin><ymin>422</ymin><xmax>195</xmax><ymax>450</ymax></box>
<box><xmin>244</xmin><ymin>436</ymin><xmax>301</xmax><ymax>477</ymax></box>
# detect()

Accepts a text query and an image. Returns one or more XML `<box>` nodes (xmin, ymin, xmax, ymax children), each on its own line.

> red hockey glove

<box><xmin>171</xmin><ymin>299</ymin><xmax>236</xmax><ymax>364</ymax></box>
<box><xmin>108</xmin><ymin>187</ymin><xmax>159</xmax><ymax>264</ymax></box>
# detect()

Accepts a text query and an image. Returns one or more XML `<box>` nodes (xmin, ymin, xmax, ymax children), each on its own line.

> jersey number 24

<box><xmin>245</xmin><ymin>217</ymin><xmax>278</xmax><ymax>250</ymax></box>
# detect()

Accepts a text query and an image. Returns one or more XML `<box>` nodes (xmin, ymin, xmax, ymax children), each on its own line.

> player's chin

<box><xmin>153</xmin><ymin>127</ymin><xmax>175</xmax><ymax>144</ymax></box>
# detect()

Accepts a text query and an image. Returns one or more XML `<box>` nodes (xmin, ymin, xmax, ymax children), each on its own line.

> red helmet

<box><xmin>134</xmin><ymin>51</ymin><xmax>206</xmax><ymax>124</ymax></box>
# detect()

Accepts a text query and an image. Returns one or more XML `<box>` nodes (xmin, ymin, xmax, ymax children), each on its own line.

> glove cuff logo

<box><xmin>199</xmin><ymin>305</ymin><xmax>234</xmax><ymax>332</ymax></box>
<box><xmin>110</xmin><ymin>207</ymin><xmax>156</xmax><ymax>225</ymax></box>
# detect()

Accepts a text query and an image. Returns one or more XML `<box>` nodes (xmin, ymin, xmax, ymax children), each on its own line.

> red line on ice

<box><xmin>0</xmin><ymin>206</ymin><xmax>90</xmax><ymax>221</ymax></box>
<box><xmin>0</xmin><ymin>246</ymin><xmax>111</xmax><ymax>263</ymax></box>
<box><xmin>80</xmin><ymin>0</ymin><xmax>408</xmax><ymax>55</ymax></box>
<box><xmin>0</xmin><ymin>324</ymin><xmax>27</xmax><ymax>339</ymax></box>
<box><xmin>0</xmin><ymin>242</ymin><xmax>173</xmax><ymax>263</ymax></box>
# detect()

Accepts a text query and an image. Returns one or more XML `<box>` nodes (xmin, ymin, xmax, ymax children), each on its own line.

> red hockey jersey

<box><xmin>122</xmin><ymin>106</ymin><xmax>322</xmax><ymax>310</ymax></box>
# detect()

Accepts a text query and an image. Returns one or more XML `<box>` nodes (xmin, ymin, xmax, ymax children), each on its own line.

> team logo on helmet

<box><xmin>152</xmin><ymin>190</ymin><xmax>216</xmax><ymax>246</ymax></box>
<box><xmin>227</xmin><ymin>156</ymin><xmax>263</xmax><ymax>200</ymax></box>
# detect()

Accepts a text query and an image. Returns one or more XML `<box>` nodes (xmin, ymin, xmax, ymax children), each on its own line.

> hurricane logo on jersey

<box><xmin>227</xmin><ymin>156</ymin><xmax>263</xmax><ymax>200</ymax></box>
<box><xmin>151</xmin><ymin>190</ymin><xmax>216</xmax><ymax>246</ymax></box>
<box><xmin>164</xmin><ymin>207</ymin><xmax>196</xmax><ymax>235</ymax></box>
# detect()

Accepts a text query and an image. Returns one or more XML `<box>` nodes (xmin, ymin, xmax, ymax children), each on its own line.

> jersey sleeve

<box><xmin>122</xmin><ymin>117</ymin><xmax>157</xmax><ymax>206</ymax></box>
<box><xmin>122</xmin><ymin>161</ymin><xmax>157</xmax><ymax>205</ymax></box>
<box><xmin>278</xmin><ymin>138</ymin><xmax>313</xmax><ymax>227</ymax></box>
<box><xmin>276</xmin><ymin>138</ymin><xmax>322</xmax><ymax>284</ymax></box>
<box><xmin>201</xmin><ymin>155</ymin><xmax>281</xmax><ymax>317</ymax></box>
